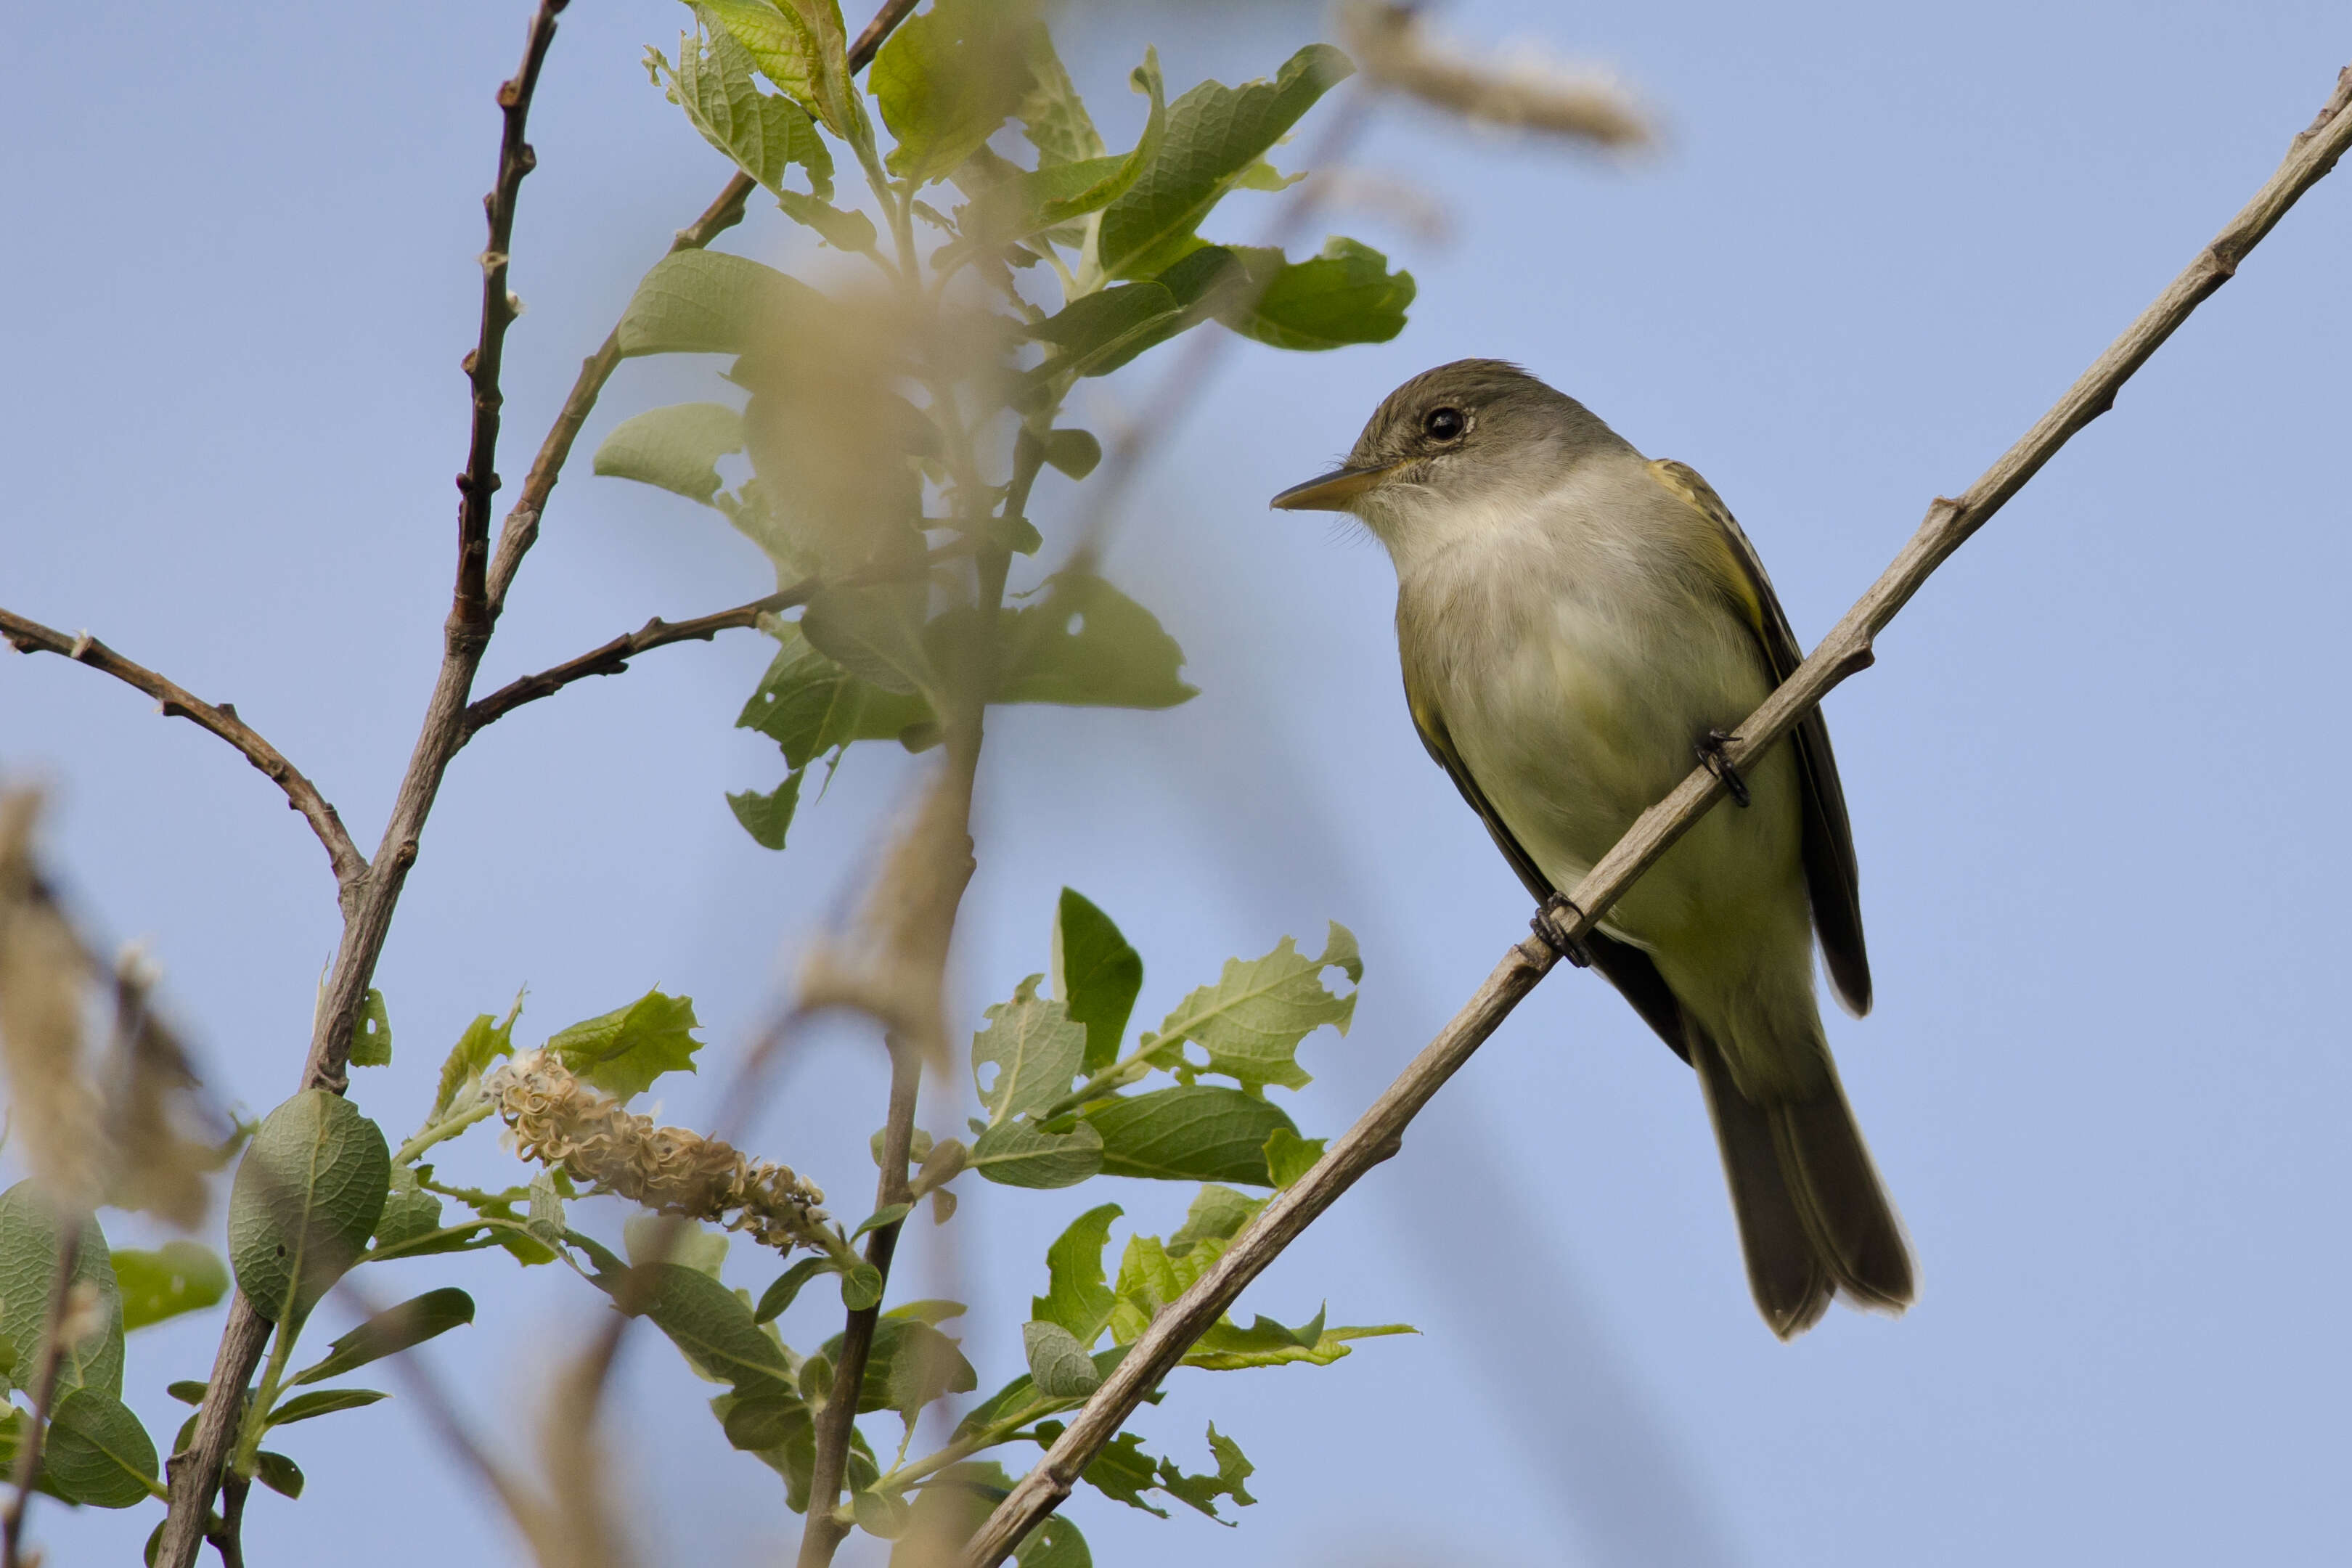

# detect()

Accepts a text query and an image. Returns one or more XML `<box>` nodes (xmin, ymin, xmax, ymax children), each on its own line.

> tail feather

<box><xmin>1690</xmin><ymin>1027</ymin><xmax>1913</xmax><ymax>1336</ymax></box>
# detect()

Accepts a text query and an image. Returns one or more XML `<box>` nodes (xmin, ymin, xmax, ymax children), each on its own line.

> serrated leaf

<box><xmin>1164</xmin><ymin>1185</ymin><xmax>1262</xmax><ymax>1259</ymax></box>
<box><xmin>1051</xmin><ymin>889</ymin><xmax>1143</xmax><ymax>1073</ymax></box>
<box><xmin>0</xmin><ymin>1184</ymin><xmax>119</xmax><ymax>1396</ymax></box>
<box><xmin>1016</xmin><ymin>24</ymin><xmax>1103</xmax><ymax>165</ymax></box>
<box><xmin>873</xmin><ymin>0</ymin><xmax>1027</xmax><ymax>181</ymax></box>
<box><xmin>1219</xmin><ymin>237</ymin><xmax>1416</xmax><ymax>351</ymax></box>
<box><xmin>227</xmin><ymin>1090</ymin><xmax>391</xmax><ymax>1325</ymax></box>
<box><xmin>973</xmin><ymin>976</ymin><xmax>1087</xmax><ymax>1125</ymax></box>
<box><xmin>428</xmin><ymin>994</ymin><xmax>521</xmax><ymax>1124</ymax></box>
<box><xmin>593</xmin><ymin>401</ymin><xmax>745</xmax><ymax>503</ymax></box>
<box><xmin>728</xmin><ymin>771</ymin><xmax>806</xmax><ymax>851</ymax></box>
<box><xmin>615</xmin><ymin>250</ymin><xmax>826</xmax><ymax>358</ymax></box>
<box><xmin>289</xmin><ymin>1288</ymin><xmax>475</xmax><ymax>1387</ymax></box>
<box><xmin>264</xmin><ymin>1387</ymin><xmax>388</xmax><ymax>1427</ymax></box>
<box><xmin>1262</xmin><ymin>1127</ymin><xmax>1323</xmax><ymax>1189</ymax></box>
<box><xmin>44</xmin><ymin>1388</ymin><xmax>157</xmax><ymax>1508</ymax></box>
<box><xmin>998</xmin><ymin>573</ymin><xmax>1197</xmax><ymax>710</ymax></box>
<box><xmin>1021</xmin><ymin>1319</ymin><xmax>1102</xmax><ymax>1397</ymax></box>
<box><xmin>1151</xmin><ymin>923</ymin><xmax>1360</xmax><ymax>1091</ymax></box>
<box><xmin>699</xmin><ymin>0</ymin><xmax>854</xmax><ymax>136</ymax></box>
<box><xmin>351</xmin><ymin>988</ymin><xmax>392</xmax><ymax>1067</ymax></box>
<box><xmin>546</xmin><ymin>988</ymin><xmax>703</xmax><ymax>1103</ymax></box>
<box><xmin>253</xmin><ymin>1450</ymin><xmax>303</xmax><ymax>1499</ymax></box>
<box><xmin>1031</xmin><ymin>1202</ymin><xmax>1121</xmax><ymax>1344</ymax></box>
<box><xmin>1159</xmin><ymin>1422</ymin><xmax>1256</xmax><ymax>1516</ymax></box>
<box><xmin>1084</xmin><ymin>1086</ymin><xmax>1297</xmax><ymax>1185</ymax></box>
<box><xmin>1077</xmin><ymin>1430</ymin><xmax>1167</xmax><ymax>1515</ymax></box>
<box><xmin>1097</xmin><ymin>44</ymin><xmax>1354</xmax><ymax>279</ymax></box>
<box><xmin>111</xmin><ymin>1241</ymin><xmax>227</xmax><ymax>1332</ymax></box>
<box><xmin>969</xmin><ymin>1116</ymin><xmax>1103</xmax><ymax>1189</ymax></box>
<box><xmin>652</xmin><ymin>19</ymin><xmax>833</xmax><ymax>200</ymax></box>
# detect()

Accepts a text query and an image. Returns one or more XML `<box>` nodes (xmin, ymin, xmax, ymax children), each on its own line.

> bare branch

<box><xmin>0</xmin><ymin>610</ymin><xmax>367</xmax><ymax>892</ymax></box>
<box><xmin>957</xmin><ymin>59</ymin><xmax>2352</xmax><ymax>1568</ymax></box>
<box><xmin>462</xmin><ymin>591</ymin><xmax>801</xmax><ymax>740</ymax></box>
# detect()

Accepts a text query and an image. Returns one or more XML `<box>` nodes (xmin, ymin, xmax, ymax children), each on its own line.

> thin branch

<box><xmin>0</xmin><ymin>611</ymin><xmax>367</xmax><ymax>894</ymax></box>
<box><xmin>956</xmin><ymin>60</ymin><xmax>2352</xmax><ymax>1568</ymax></box>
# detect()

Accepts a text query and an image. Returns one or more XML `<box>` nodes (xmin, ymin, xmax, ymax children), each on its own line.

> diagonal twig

<box><xmin>956</xmin><ymin>60</ymin><xmax>2352</xmax><ymax>1568</ymax></box>
<box><xmin>0</xmin><ymin>611</ymin><xmax>367</xmax><ymax>894</ymax></box>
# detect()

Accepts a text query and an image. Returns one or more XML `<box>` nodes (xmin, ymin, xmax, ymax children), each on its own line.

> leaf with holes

<box><xmin>594</xmin><ymin>402</ymin><xmax>745</xmax><ymax>504</ymax></box>
<box><xmin>351</xmin><ymin>988</ymin><xmax>393</xmax><ymax>1067</ymax></box>
<box><xmin>1150</xmin><ymin>923</ymin><xmax>1360</xmax><ymax>1091</ymax></box>
<box><xmin>698</xmin><ymin>0</ymin><xmax>855</xmax><ymax>137</ymax></box>
<box><xmin>973</xmin><ymin>976</ymin><xmax>1087</xmax><ymax>1126</ymax></box>
<box><xmin>997</xmin><ymin>573</ymin><xmax>1198</xmax><ymax>711</ymax></box>
<box><xmin>650</xmin><ymin>20</ymin><xmax>833</xmax><ymax>199</ymax></box>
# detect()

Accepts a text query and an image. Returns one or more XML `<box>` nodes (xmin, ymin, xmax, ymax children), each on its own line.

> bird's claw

<box><xmin>1532</xmin><ymin>894</ymin><xmax>1594</xmax><ymax>968</ymax></box>
<box><xmin>1696</xmin><ymin>729</ymin><xmax>1751</xmax><ymax>808</ymax></box>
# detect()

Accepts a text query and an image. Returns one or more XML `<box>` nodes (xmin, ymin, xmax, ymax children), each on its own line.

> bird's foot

<box><xmin>1531</xmin><ymin>894</ymin><xmax>1594</xmax><ymax>968</ymax></box>
<box><xmin>1696</xmin><ymin>729</ymin><xmax>1751</xmax><ymax>807</ymax></box>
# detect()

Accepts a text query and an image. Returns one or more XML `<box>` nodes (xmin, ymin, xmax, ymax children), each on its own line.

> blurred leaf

<box><xmin>963</xmin><ymin>51</ymin><xmax>1165</xmax><ymax>251</ymax></box>
<box><xmin>1032</xmin><ymin>1202</ymin><xmax>1120</xmax><ymax>1344</ymax></box>
<box><xmin>754</xmin><ymin>1257</ymin><xmax>833</xmax><ymax>1323</ymax></box>
<box><xmin>111</xmin><ymin>1241</ymin><xmax>227</xmax><ymax>1332</ymax></box>
<box><xmin>546</xmin><ymin>988</ymin><xmax>703</xmax><ymax>1103</ymax></box>
<box><xmin>44</xmin><ymin>1389</ymin><xmax>157</xmax><ymax>1508</ymax></box>
<box><xmin>351</xmin><ymin>989</ymin><xmax>392</xmax><ymax>1068</ymax></box>
<box><xmin>800</xmin><ymin>584</ymin><xmax>936</xmax><ymax>698</ymax></box>
<box><xmin>428</xmin><ymin>993</ymin><xmax>521</xmax><ymax>1124</ymax></box>
<box><xmin>253</xmin><ymin>1450</ymin><xmax>303</xmax><ymax>1499</ymax></box>
<box><xmin>593</xmin><ymin>401</ymin><xmax>745</xmax><ymax>503</ymax></box>
<box><xmin>1051</xmin><ymin>889</ymin><xmax>1143</xmax><ymax>1073</ymax></box>
<box><xmin>1097</xmin><ymin>44</ymin><xmax>1354</xmax><ymax>279</ymax></box>
<box><xmin>1164</xmin><ymin>1185</ymin><xmax>1261</xmax><ymax>1259</ymax></box>
<box><xmin>816</xmin><ymin>1315</ymin><xmax>976</xmax><ymax>1422</ymax></box>
<box><xmin>973</xmin><ymin>976</ymin><xmax>1087</xmax><ymax>1126</ymax></box>
<box><xmin>625</xmin><ymin>1214</ymin><xmax>729</xmax><ymax>1278</ymax></box>
<box><xmin>616</xmin><ymin>250</ymin><xmax>825</xmax><ymax>358</ymax></box>
<box><xmin>1261</xmin><ymin>1127</ymin><xmax>1323</xmax><ymax>1189</ymax></box>
<box><xmin>738</xmin><ymin>621</ymin><xmax>939</xmax><ymax>769</ymax></box>
<box><xmin>1021</xmin><ymin>1319</ymin><xmax>1101</xmax><ymax>1397</ymax></box>
<box><xmin>0</xmin><ymin>1183</ymin><xmax>120</xmax><ymax>1395</ymax></box>
<box><xmin>728</xmin><ymin>771</ymin><xmax>806</xmax><ymax>851</ymax></box>
<box><xmin>775</xmin><ymin>188</ymin><xmax>881</xmax><ymax>252</ymax></box>
<box><xmin>1218</xmin><ymin>237</ymin><xmax>1415</xmax><ymax>351</ymax></box>
<box><xmin>969</xmin><ymin>1116</ymin><xmax>1103</xmax><ymax>1189</ymax></box>
<box><xmin>289</xmin><ymin>1289</ymin><xmax>475</xmax><ymax>1387</ymax></box>
<box><xmin>1039</xmin><ymin>427</ymin><xmax>1102</xmax><ymax>481</ymax></box>
<box><xmin>228</xmin><ymin>1091</ymin><xmax>390</xmax><ymax>1325</ymax></box>
<box><xmin>372</xmin><ymin>1165</ymin><xmax>444</xmax><ymax>1250</ymax></box>
<box><xmin>1015</xmin><ymin>23</ymin><xmax>1103</xmax><ymax>165</ymax></box>
<box><xmin>854</xmin><ymin>1486</ymin><xmax>911</xmax><ymax>1539</ymax></box>
<box><xmin>527</xmin><ymin>1170</ymin><xmax>565</xmax><ymax>1249</ymax></box>
<box><xmin>698</xmin><ymin>0</ymin><xmax>854</xmax><ymax>137</ymax></box>
<box><xmin>1150</xmin><ymin>923</ymin><xmax>1360</xmax><ymax>1091</ymax></box>
<box><xmin>264</xmin><ymin>1387</ymin><xmax>388</xmax><ymax>1428</ymax></box>
<box><xmin>998</xmin><ymin>573</ymin><xmax>1197</xmax><ymax>710</ymax></box>
<box><xmin>873</xmin><ymin>0</ymin><xmax>1027</xmax><ymax>181</ymax></box>
<box><xmin>651</xmin><ymin>17</ymin><xmax>834</xmax><ymax>200</ymax></box>
<box><xmin>1084</xmin><ymin>1087</ymin><xmax>1297</xmax><ymax>1185</ymax></box>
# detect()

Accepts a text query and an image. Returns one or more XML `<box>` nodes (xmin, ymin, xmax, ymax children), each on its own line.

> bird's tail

<box><xmin>1689</xmin><ymin>1026</ymin><xmax>1914</xmax><ymax>1339</ymax></box>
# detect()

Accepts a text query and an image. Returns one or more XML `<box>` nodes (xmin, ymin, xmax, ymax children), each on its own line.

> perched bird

<box><xmin>1272</xmin><ymin>359</ymin><xmax>1912</xmax><ymax>1338</ymax></box>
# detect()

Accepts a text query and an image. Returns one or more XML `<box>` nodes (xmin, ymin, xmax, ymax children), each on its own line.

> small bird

<box><xmin>1272</xmin><ymin>359</ymin><xmax>1912</xmax><ymax>1337</ymax></box>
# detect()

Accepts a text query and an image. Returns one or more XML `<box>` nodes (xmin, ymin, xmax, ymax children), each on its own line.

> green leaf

<box><xmin>1183</xmin><ymin>1319</ymin><xmax>1413</xmax><ymax>1371</ymax></box>
<box><xmin>1015</xmin><ymin>23</ymin><xmax>1105</xmax><ymax>165</ymax></box>
<box><xmin>428</xmin><ymin>993</ymin><xmax>521</xmax><ymax>1124</ymax></box>
<box><xmin>754</xmin><ymin>1257</ymin><xmax>833</xmax><ymax>1323</ymax></box>
<box><xmin>264</xmin><ymin>1387</ymin><xmax>388</xmax><ymax>1427</ymax></box>
<box><xmin>1159</xmin><ymin>1423</ymin><xmax>1257</xmax><ymax>1516</ymax></box>
<box><xmin>111</xmin><ymin>1241</ymin><xmax>227</xmax><ymax>1332</ymax></box>
<box><xmin>624</xmin><ymin>1213</ymin><xmax>729</xmax><ymax>1278</ymax></box>
<box><xmin>592</xmin><ymin>401</ymin><xmax>745</xmax><ymax>504</ymax></box>
<box><xmin>372</xmin><ymin>1164</ymin><xmax>444</xmax><ymax>1251</ymax></box>
<box><xmin>1164</xmin><ymin>1185</ymin><xmax>1262</xmax><ymax>1259</ymax></box>
<box><xmin>1021</xmin><ymin>1319</ymin><xmax>1102</xmax><ymax>1398</ymax></box>
<box><xmin>0</xmin><ymin>1185</ymin><xmax>120</xmax><ymax>1396</ymax></box>
<box><xmin>166</xmin><ymin>1381</ymin><xmax>208</xmax><ymax>1405</ymax></box>
<box><xmin>227</xmin><ymin>1090</ymin><xmax>391</xmax><ymax>1325</ymax></box>
<box><xmin>968</xmin><ymin>1116</ymin><xmax>1103</xmax><ymax>1189</ymax></box>
<box><xmin>1039</xmin><ymin>428</ymin><xmax>1103</xmax><ymax>481</ymax></box>
<box><xmin>546</xmin><ymin>988</ymin><xmax>703</xmax><ymax>1103</ymax></box>
<box><xmin>973</xmin><ymin>976</ymin><xmax>1087</xmax><ymax>1125</ymax></box>
<box><xmin>1085</xmin><ymin>1087</ymin><xmax>1297</xmax><ymax>1185</ymax></box>
<box><xmin>738</xmin><ymin>621</ymin><xmax>939</xmax><ymax>769</ymax></box>
<box><xmin>1218</xmin><ymin>237</ymin><xmax>1416</xmax><ymax>351</ymax></box>
<box><xmin>351</xmin><ymin>988</ymin><xmax>393</xmax><ymax>1068</ymax></box>
<box><xmin>289</xmin><ymin>1288</ymin><xmax>475</xmax><ymax>1386</ymax></box>
<box><xmin>608</xmin><ymin>1262</ymin><xmax>795</xmax><ymax>1394</ymax></box>
<box><xmin>1031</xmin><ymin>1202</ymin><xmax>1121</xmax><ymax>1344</ymax></box>
<box><xmin>650</xmin><ymin>19</ymin><xmax>833</xmax><ymax>200</ymax></box>
<box><xmin>873</xmin><ymin>0</ymin><xmax>1027</xmax><ymax>181</ymax></box>
<box><xmin>852</xmin><ymin>1202</ymin><xmax>912</xmax><ymax>1240</ymax></box>
<box><xmin>528</xmin><ymin>1170</ymin><xmax>565</xmax><ymax>1246</ymax></box>
<box><xmin>698</xmin><ymin>0</ymin><xmax>854</xmax><ymax>137</ymax></box>
<box><xmin>718</xmin><ymin>1387</ymin><xmax>810</xmax><ymax>1452</ymax></box>
<box><xmin>728</xmin><ymin>771</ymin><xmax>806</xmax><ymax>851</ymax></box>
<box><xmin>615</xmin><ymin>250</ymin><xmax>825</xmax><ymax>358</ymax></box>
<box><xmin>1076</xmin><ymin>1430</ymin><xmax>1166</xmax><ymax>1515</ymax></box>
<box><xmin>44</xmin><ymin>1388</ymin><xmax>158</xmax><ymax>1508</ymax></box>
<box><xmin>1051</xmin><ymin>889</ymin><xmax>1143</xmax><ymax>1074</ymax></box>
<box><xmin>998</xmin><ymin>573</ymin><xmax>1198</xmax><ymax>710</ymax></box>
<box><xmin>799</xmin><ymin>584</ymin><xmax>937</xmax><ymax>698</ymax></box>
<box><xmin>1097</xmin><ymin>44</ymin><xmax>1355</xmax><ymax>279</ymax></box>
<box><xmin>815</xmin><ymin>1315</ymin><xmax>976</xmax><ymax>1423</ymax></box>
<box><xmin>962</xmin><ymin>51</ymin><xmax>1165</xmax><ymax>251</ymax></box>
<box><xmin>1026</xmin><ymin>246</ymin><xmax>1238</xmax><ymax>380</ymax></box>
<box><xmin>253</xmin><ymin>1450</ymin><xmax>303</xmax><ymax>1499</ymax></box>
<box><xmin>774</xmin><ymin>188</ymin><xmax>881</xmax><ymax>253</ymax></box>
<box><xmin>1150</xmin><ymin>923</ymin><xmax>1360</xmax><ymax>1091</ymax></box>
<box><xmin>854</xmin><ymin>1486</ymin><xmax>912</xmax><ymax>1539</ymax></box>
<box><xmin>839</xmin><ymin>1262</ymin><xmax>884</xmax><ymax>1311</ymax></box>
<box><xmin>1262</xmin><ymin>1127</ymin><xmax>1323</xmax><ymax>1189</ymax></box>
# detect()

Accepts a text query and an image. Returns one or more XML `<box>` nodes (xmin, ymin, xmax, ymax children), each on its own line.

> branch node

<box><xmin>68</xmin><ymin>630</ymin><xmax>94</xmax><ymax>660</ymax></box>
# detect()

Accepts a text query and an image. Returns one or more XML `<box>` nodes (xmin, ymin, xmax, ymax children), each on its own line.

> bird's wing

<box><xmin>1405</xmin><ymin>675</ymin><xmax>1692</xmax><ymax>1059</ymax></box>
<box><xmin>1646</xmin><ymin>458</ymin><xmax>1873</xmax><ymax>1015</ymax></box>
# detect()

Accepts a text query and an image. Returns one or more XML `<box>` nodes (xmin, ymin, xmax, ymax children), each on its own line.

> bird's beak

<box><xmin>1268</xmin><ymin>460</ymin><xmax>1402</xmax><ymax>512</ymax></box>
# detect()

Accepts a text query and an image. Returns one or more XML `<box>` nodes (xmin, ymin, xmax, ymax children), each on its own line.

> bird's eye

<box><xmin>1422</xmin><ymin>406</ymin><xmax>1467</xmax><ymax>441</ymax></box>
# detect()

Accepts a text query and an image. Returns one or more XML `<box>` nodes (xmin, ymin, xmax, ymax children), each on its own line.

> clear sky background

<box><xmin>6</xmin><ymin>1</ymin><xmax>2348</xmax><ymax>1564</ymax></box>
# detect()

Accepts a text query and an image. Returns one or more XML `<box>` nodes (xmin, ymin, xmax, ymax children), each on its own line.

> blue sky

<box><xmin>5</xmin><ymin>2</ymin><xmax>2348</xmax><ymax>1564</ymax></box>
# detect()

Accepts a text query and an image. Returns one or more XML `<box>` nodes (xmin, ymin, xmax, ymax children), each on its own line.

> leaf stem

<box><xmin>391</xmin><ymin>1098</ymin><xmax>495</xmax><ymax>1167</ymax></box>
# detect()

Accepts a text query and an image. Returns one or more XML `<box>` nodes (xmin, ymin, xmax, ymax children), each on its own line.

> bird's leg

<box><xmin>1531</xmin><ymin>894</ymin><xmax>1594</xmax><ymax>968</ymax></box>
<box><xmin>1696</xmin><ymin>729</ymin><xmax>1751</xmax><ymax>808</ymax></box>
